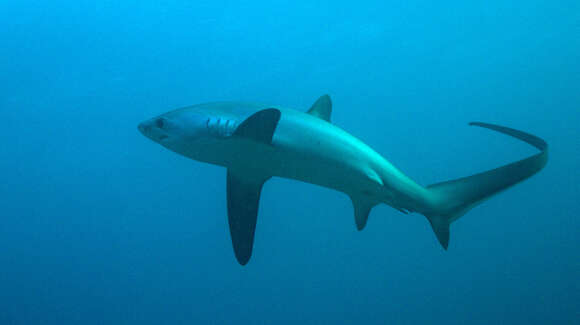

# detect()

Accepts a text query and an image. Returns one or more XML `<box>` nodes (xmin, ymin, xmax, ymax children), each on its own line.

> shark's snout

<box><xmin>137</xmin><ymin>121</ymin><xmax>147</xmax><ymax>134</ymax></box>
<box><xmin>138</xmin><ymin>118</ymin><xmax>169</xmax><ymax>142</ymax></box>
<box><xmin>137</xmin><ymin>120</ymin><xmax>154</xmax><ymax>137</ymax></box>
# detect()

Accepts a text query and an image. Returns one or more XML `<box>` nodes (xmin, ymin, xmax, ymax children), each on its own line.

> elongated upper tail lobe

<box><xmin>423</xmin><ymin>122</ymin><xmax>548</xmax><ymax>249</ymax></box>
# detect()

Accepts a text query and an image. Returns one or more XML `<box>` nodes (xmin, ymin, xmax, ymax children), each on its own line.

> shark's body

<box><xmin>139</xmin><ymin>95</ymin><xmax>548</xmax><ymax>265</ymax></box>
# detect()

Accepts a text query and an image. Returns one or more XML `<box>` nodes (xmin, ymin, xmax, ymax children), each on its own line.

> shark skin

<box><xmin>138</xmin><ymin>95</ymin><xmax>548</xmax><ymax>265</ymax></box>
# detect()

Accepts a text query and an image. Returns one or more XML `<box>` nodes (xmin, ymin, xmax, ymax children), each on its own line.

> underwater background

<box><xmin>1</xmin><ymin>0</ymin><xmax>578</xmax><ymax>324</ymax></box>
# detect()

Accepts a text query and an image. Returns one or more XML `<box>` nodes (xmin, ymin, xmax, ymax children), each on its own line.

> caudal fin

<box><xmin>424</xmin><ymin>122</ymin><xmax>548</xmax><ymax>249</ymax></box>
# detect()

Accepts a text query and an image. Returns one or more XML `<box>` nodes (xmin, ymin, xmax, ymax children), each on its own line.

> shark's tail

<box><xmin>423</xmin><ymin>122</ymin><xmax>548</xmax><ymax>249</ymax></box>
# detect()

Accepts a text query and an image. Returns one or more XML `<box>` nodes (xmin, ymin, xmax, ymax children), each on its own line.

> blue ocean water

<box><xmin>1</xmin><ymin>0</ymin><xmax>578</xmax><ymax>324</ymax></box>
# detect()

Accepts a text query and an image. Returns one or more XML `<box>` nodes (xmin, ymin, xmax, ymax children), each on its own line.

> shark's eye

<box><xmin>156</xmin><ymin>118</ymin><xmax>165</xmax><ymax>129</ymax></box>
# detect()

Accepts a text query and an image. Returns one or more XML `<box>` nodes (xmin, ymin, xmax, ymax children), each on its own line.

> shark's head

<box><xmin>138</xmin><ymin>110</ymin><xmax>209</xmax><ymax>145</ymax></box>
<box><xmin>138</xmin><ymin>103</ymin><xmax>253</xmax><ymax>164</ymax></box>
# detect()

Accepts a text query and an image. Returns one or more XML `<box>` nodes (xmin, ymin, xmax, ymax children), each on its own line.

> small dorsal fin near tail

<box><xmin>424</xmin><ymin>122</ymin><xmax>548</xmax><ymax>249</ymax></box>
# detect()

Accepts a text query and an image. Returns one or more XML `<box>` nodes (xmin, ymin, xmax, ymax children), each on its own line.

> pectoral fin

<box><xmin>233</xmin><ymin>108</ymin><xmax>281</xmax><ymax>144</ymax></box>
<box><xmin>226</xmin><ymin>170</ymin><xmax>270</xmax><ymax>265</ymax></box>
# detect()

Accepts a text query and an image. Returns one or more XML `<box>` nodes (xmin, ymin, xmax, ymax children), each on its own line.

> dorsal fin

<box><xmin>307</xmin><ymin>95</ymin><xmax>332</xmax><ymax>122</ymax></box>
